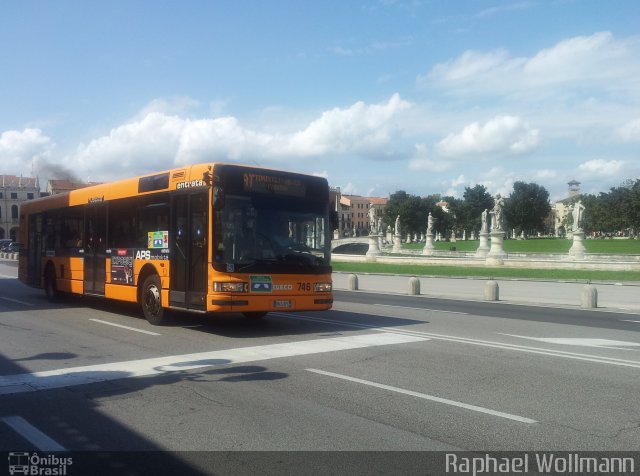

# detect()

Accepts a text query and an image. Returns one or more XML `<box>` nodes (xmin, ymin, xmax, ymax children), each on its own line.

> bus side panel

<box><xmin>104</xmin><ymin>283</ymin><xmax>138</xmax><ymax>303</ymax></box>
<box><xmin>44</xmin><ymin>257</ymin><xmax>85</xmax><ymax>295</ymax></box>
<box><xmin>103</xmin><ymin>258</ymin><xmax>169</xmax><ymax>304</ymax></box>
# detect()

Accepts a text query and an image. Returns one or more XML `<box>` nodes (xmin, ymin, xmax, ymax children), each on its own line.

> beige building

<box><xmin>0</xmin><ymin>175</ymin><xmax>40</xmax><ymax>241</ymax></box>
<box><xmin>338</xmin><ymin>194</ymin><xmax>388</xmax><ymax>237</ymax></box>
<box><xmin>553</xmin><ymin>180</ymin><xmax>581</xmax><ymax>236</ymax></box>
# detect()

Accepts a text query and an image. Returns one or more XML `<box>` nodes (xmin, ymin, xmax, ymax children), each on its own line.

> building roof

<box><xmin>46</xmin><ymin>180</ymin><xmax>101</xmax><ymax>194</ymax></box>
<box><xmin>368</xmin><ymin>197</ymin><xmax>388</xmax><ymax>206</ymax></box>
<box><xmin>0</xmin><ymin>175</ymin><xmax>39</xmax><ymax>188</ymax></box>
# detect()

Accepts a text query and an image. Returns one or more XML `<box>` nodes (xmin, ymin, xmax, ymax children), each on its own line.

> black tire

<box><xmin>140</xmin><ymin>275</ymin><xmax>167</xmax><ymax>325</ymax></box>
<box><xmin>243</xmin><ymin>312</ymin><xmax>268</xmax><ymax>319</ymax></box>
<box><xmin>44</xmin><ymin>265</ymin><xmax>59</xmax><ymax>301</ymax></box>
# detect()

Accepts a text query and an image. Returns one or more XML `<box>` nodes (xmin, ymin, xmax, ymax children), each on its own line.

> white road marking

<box><xmin>499</xmin><ymin>334</ymin><xmax>640</xmax><ymax>349</ymax></box>
<box><xmin>0</xmin><ymin>332</ymin><xmax>426</xmax><ymax>395</ymax></box>
<box><xmin>373</xmin><ymin>304</ymin><xmax>468</xmax><ymax>315</ymax></box>
<box><xmin>307</xmin><ymin>368</ymin><xmax>537</xmax><ymax>424</ymax></box>
<box><xmin>621</xmin><ymin>320</ymin><xmax>640</xmax><ymax>324</ymax></box>
<box><xmin>89</xmin><ymin>318</ymin><xmax>162</xmax><ymax>336</ymax></box>
<box><xmin>278</xmin><ymin>313</ymin><xmax>640</xmax><ymax>370</ymax></box>
<box><xmin>2</xmin><ymin>416</ymin><xmax>67</xmax><ymax>451</ymax></box>
<box><xmin>0</xmin><ymin>296</ymin><xmax>35</xmax><ymax>307</ymax></box>
<box><xmin>0</xmin><ymin>273</ymin><xmax>17</xmax><ymax>279</ymax></box>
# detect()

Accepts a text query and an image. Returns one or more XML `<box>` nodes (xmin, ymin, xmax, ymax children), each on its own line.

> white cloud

<box><xmin>341</xmin><ymin>182</ymin><xmax>357</xmax><ymax>194</ymax></box>
<box><xmin>285</xmin><ymin>93</ymin><xmax>412</xmax><ymax>157</ymax></box>
<box><xmin>578</xmin><ymin>159</ymin><xmax>626</xmax><ymax>177</ymax></box>
<box><xmin>479</xmin><ymin>166</ymin><xmax>517</xmax><ymax>197</ymax></box>
<box><xmin>135</xmin><ymin>96</ymin><xmax>200</xmax><ymax>120</ymax></box>
<box><xmin>435</xmin><ymin>115</ymin><xmax>539</xmax><ymax>157</ymax></box>
<box><xmin>408</xmin><ymin>144</ymin><xmax>452</xmax><ymax>172</ymax></box>
<box><xmin>533</xmin><ymin>169</ymin><xmax>558</xmax><ymax>180</ymax></box>
<box><xmin>0</xmin><ymin>128</ymin><xmax>54</xmax><ymax>174</ymax></box>
<box><xmin>60</xmin><ymin>94</ymin><xmax>412</xmax><ymax>182</ymax></box>
<box><xmin>451</xmin><ymin>174</ymin><xmax>466</xmax><ymax>187</ymax></box>
<box><xmin>425</xmin><ymin>49</ymin><xmax>516</xmax><ymax>83</ymax></box>
<box><xmin>312</xmin><ymin>170</ymin><xmax>329</xmax><ymax>179</ymax></box>
<box><xmin>617</xmin><ymin>119</ymin><xmax>640</xmax><ymax>142</ymax></box>
<box><xmin>475</xmin><ymin>1</ymin><xmax>534</xmax><ymax>19</ymax></box>
<box><xmin>422</xmin><ymin>32</ymin><xmax>640</xmax><ymax>96</ymax></box>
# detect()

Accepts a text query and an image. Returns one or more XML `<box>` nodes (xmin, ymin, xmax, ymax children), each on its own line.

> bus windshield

<box><xmin>213</xmin><ymin>194</ymin><xmax>330</xmax><ymax>274</ymax></box>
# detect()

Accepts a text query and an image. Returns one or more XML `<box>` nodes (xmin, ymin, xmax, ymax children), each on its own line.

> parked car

<box><xmin>0</xmin><ymin>239</ymin><xmax>12</xmax><ymax>250</ymax></box>
<box><xmin>4</xmin><ymin>242</ymin><xmax>21</xmax><ymax>252</ymax></box>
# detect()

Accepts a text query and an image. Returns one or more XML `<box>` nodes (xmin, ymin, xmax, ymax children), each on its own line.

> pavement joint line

<box><xmin>307</xmin><ymin>368</ymin><xmax>537</xmax><ymax>424</ymax></box>
<box><xmin>89</xmin><ymin>318</ymin><xmax>162</xmax><ymax>336</ymax></box>
<box><xmin>2</xmin><ymin>416</ymin><xmax>67</xmax><ymax>452</ymax></box>
<box><xmin>277</xmin><ymin>313</ymin><xmax>640</xmax><ymax>369</ymax></box>
<box><xmin>0</xmin><ymin>296</ymin><xmax>35</xmax><ymax>307</ymax></box>
<box><xmin>373</xmin><ymin>303</ymin><xmax>468</xmax><ymax>315</ymax></box>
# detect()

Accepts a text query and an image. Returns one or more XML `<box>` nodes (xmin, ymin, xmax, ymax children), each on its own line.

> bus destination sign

<box><xmin>242</xmin><ymin>173</ymin><xmax>306</xmax><ymax>197</ymax></box>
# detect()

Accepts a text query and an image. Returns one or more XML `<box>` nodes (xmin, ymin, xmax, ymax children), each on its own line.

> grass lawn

<box><xmin>332</xmin><ymin>261</ymin><xmax>640</xmax><ymax>282</ymax></box>
<box><xmin>401</xmin><ymin>238</ymin><xmax>640</xmax><ymax>254</ymax></box>
<box><xmin>333</xmin><ymin>238</ymin><xmax>640</xmax><ymax>281</ymax></box>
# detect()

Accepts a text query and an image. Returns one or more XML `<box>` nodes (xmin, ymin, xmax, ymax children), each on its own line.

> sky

<box><xmin>1</xmin><ymin>0</ymin><xmax>639</xmax><ymax>202</ymax></box>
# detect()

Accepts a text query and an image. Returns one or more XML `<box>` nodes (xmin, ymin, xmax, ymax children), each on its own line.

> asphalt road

<box><xmin>1</xmin><ymin>260</ymin><xmax>640</xmax><ymax>474</ymax></box>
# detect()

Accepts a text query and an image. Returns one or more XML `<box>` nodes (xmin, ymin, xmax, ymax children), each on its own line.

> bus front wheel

<box><xmin>141</xmin><ymin>275</ymin><xmax>167</xmax><ymax>325</ymax></box>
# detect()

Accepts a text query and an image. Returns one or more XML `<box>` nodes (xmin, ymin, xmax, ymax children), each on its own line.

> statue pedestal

<box><xmin>568</xmin><ymin>230</ymin><xmax>586</xmax><ymax>260</ymax></box>
<box><xmin>392</xmin><ymin>234</ymin><xmax>402</xmax><ymax>253</ymax></box>
<box><xmin>422</xmin><ymin>235</ymin><xmax>435</xmax><ymax>255</ymax></box>
<box><xmin>486</xmin><ymin>230</ymin><xmax>507</xmax><ymax>265</ymax></box>
<box><xmin>366</xmin><ymin>234</ymin><xmax>381</xmax><ymax>261</ymax></box>
<box><xmin>475</xmin><ymin>231</ymin><xmax>490</xmax><ymax>257</ymax></box>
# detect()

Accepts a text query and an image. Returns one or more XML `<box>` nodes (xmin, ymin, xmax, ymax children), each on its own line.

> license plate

<box><xmin>274</xmin><ymin>300</ymin><xmax>292</xmax><ymax>308</ymax></box>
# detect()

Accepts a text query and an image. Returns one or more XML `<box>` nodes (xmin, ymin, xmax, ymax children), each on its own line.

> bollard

<box><xmin>581</xmin><ymin>283</ymin><xmax>597</xmax><ymax>308</ymax></box>
<box><xmin>348</xmin><ymin>274</ymin><xmax>359</xmax><ymax>291</ymax></box>
<box><xmin>408</xmin><ymin>277</ymin><xmax>420</xmax><ymax>295</ymax></box>
<box><xmin>484</xmin><ymin>280</ymin><xmax>499</xmax><ymax>301</ymax></box>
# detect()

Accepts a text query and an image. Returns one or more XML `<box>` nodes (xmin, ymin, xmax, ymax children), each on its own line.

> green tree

<box><xmin>382</xmin><ymin>190</ymin><xmax>429</xmax><ymax>238</ymax></box>
<box><xmin>504</xmin><ymin>181</ymin><xmax>551</xmax><ymax>237</ymax></box>
<box><xmin>584</xmin><ymin>179</ymin><xmax>640</xmax><ymax>236</ymax></box>
<box><xmin>462</xmin><ymin>185</ymin><xmax>494</xmax><ymax>233</ymax></box>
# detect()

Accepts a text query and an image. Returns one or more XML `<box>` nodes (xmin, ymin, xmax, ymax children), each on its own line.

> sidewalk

<box><xmin>332</xmin><ymin>272</ymin><xmax>640</xmax><ymax>312</ymax></box>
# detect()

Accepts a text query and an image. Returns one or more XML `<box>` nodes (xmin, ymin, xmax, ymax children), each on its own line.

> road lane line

<box><xmin>373</xmin><ymin>304</ymin><xmax>468</xmax><ymax>315</ymax></box>
<box><xmin>0</xmin><ymin>332</ymin><xmax>426</xmax><ymax>395</ymax></box>
<box><xmin>621</xmin><ymin>320</ymin><xmax>640</xmax><ymax>324</ymax></box>
<box><xmin>278</xmin><ymin>313</ymin><xmax>640</xmax><ymax>369</ymax></box>
<box><xmin>2</xmin><ymin>416</ymin><xmax>67</xmax><ymax>451</ymax></box>
<box><xmin>0</xmin><ymin>296</ymin><xmax>35</xmax><ymax>307</ymax></box>
<box><xmin>307</xmin><ymin>368</ymin><xmax>537</xmax><ymax>424</ymax></box>
<box><xmin>89</xmin><ymin>318</ymin><xmax>162</xmax><ymax>336</ymax></box>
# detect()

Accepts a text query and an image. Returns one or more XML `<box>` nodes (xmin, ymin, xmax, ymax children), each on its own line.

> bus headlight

<box><xmin>213</xmin><ymin>282</ymin><xmax>248</xmax><ymax>293</ymax></box>
<box><xmin>314</xmin><ymin>282</ymin><xmax>332</xmax><ymax>292</ymax></box>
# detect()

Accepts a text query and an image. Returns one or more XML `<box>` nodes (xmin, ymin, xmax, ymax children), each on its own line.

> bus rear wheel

<box><xmin>141</xmin><ymin>275</ymin><xmax>167</xmax><ymax>325</ymax></box>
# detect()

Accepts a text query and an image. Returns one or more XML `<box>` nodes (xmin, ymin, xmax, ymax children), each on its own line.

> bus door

<box><xmin>84</xmin><ymin>204</ymin><xmax>107</xmax><ymax>295</ymax></box>
<box><xmin>27</xmin><ymin>214</ymin><xmax>42</xmax><ymax>286</ymax></box>
<box><xmin>169</xmin><ymin>192</ymin><xmax>208</xmax><ymax>311</ymax></box>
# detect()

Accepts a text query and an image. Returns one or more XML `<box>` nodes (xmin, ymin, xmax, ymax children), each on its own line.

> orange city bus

<box><xmin>18</xmin><ymin>163</ymin><xmax>333</xmax><ymax>324</ymax></box>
